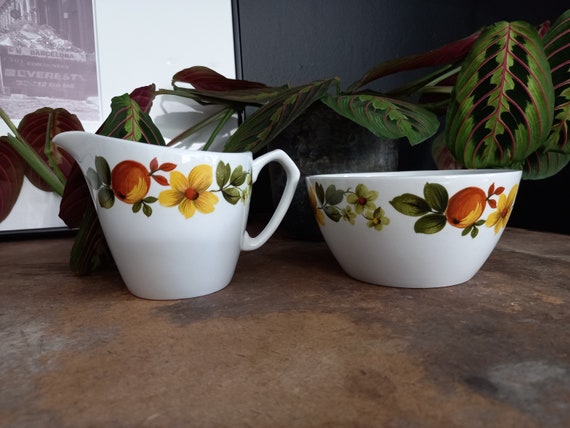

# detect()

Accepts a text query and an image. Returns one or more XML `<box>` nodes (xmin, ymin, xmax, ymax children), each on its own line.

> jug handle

<box><xmin>241</xmin><ymin>149</ymin><xmax>300</xmax><ymax>251</ymax></box>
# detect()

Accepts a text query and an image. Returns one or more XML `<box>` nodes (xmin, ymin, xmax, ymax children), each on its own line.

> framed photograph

<box><xmin>0</xmin><ymin>0</ymin><xmax>237</xmax><ymax>234</ymax></box>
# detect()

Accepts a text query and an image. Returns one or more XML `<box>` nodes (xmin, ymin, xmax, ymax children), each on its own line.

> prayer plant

<box><xmin>1</xmin><ymin>9</ymin><xmax>568</xmax><ymax>274</ymax></box>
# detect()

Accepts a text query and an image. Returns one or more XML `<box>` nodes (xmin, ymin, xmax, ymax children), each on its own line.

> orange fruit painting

<box><xmin>111</xmin><ymin>160</ymin><xmax>151</xmax><ymax>204</ymax></box>
<box><xmin>445</xmin><ymin>187</ymin><xmax>486</xmax><ymax>228</ymax></box>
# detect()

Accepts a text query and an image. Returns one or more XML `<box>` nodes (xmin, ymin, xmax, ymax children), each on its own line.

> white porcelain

<box><xmin>54</xmin><ymin>131</ymin><xmax>300</xmax><ymax>300</ymax></box>
<box><xmin>306</xmin><ymin>169</ymin><xmax>522</xmax><ymax>288</ymax></box>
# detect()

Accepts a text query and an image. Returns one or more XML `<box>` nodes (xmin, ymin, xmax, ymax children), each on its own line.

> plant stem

<box><xmin>1</xmin><ymin>107</ymin><xmax>65</xmax><ymax>196</ymax></box>
<box><xmin>5</xmin><ymin>135</ymin><xmax>65</xmax><ymax>196</ymax></box>
<box><xmin>154</xmin><ymin>88</ymin><xmax>222</xmax><ymax>103</ymax></box>
<box><xmin>0</xmin><ymin>107</ymin><xmax>19</xmax><ymax>135</ymax></box>
<box><xmin>166</xmin><ymin>107</ymin><xmax>235</xmax><ymax>147</ymax></box>
<box><xmin>423</xmin><ymin>66</ymin><xmax>462</xmax><ymax>88</ymax></box>
<box><xmin>44</xmin><ymin>111</ymin><xmax>67</xmax><ymax>185</ymax></box>
<box><xmin>202</xmin><ymin>107</ymin><xmax>235</xmax><ymax>151</ymax></box>
<box><xmin>387</xmin><ymin>65</ymin><xmax>460</xmax><ymax>98</ymax></box>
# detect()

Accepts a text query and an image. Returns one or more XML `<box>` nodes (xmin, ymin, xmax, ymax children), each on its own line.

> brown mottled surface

<box><xmin>1</xmin><ymin>228</ymin><xmax>569</xmax><ymax>427</ymax></box>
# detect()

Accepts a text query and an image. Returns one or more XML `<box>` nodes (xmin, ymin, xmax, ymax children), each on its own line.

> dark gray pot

<box><xmin>269</xmin><ymin>102</ymin><xmax>399</xmax><ymax>240</ymax></box>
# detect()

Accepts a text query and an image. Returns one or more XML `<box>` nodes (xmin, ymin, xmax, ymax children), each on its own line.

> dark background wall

<box><xmin>234</xmin><ymin>0</ymin><xmax>569</xmax><ymax>234</ymax></box>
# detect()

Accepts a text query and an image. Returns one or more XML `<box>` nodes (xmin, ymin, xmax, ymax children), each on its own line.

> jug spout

<box><xmin>52</xmin><ymin>130</ymin><xmax>104</xmax><ymax>164</ymax></box>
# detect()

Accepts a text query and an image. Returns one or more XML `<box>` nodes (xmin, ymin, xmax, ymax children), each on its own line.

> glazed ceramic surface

<box><xmin>306</xmin><ymin>169</ymin><xmax>522</xmax><ymax>288</ymax></box>
<box><xmin>54</xmin><ymin>131</ymin><xmax>300</xmax><ymax>300</ymax></box>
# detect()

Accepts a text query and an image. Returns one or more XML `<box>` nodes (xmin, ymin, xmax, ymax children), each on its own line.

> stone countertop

<box><xmin>1</xmin><ymin>228</ymin><xmax>569</xmax><ymax>427</ymax></box>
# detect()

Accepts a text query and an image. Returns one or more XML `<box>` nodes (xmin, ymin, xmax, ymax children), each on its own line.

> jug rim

<box><xmin>53</xmin><ymin>130</ymin><xmax>255</xmax><ymax>157</ymax></box>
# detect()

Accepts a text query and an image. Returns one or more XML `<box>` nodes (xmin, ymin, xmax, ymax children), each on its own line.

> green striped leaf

<box><xmin>69</xmin><ymin>203</ymin><xmax>113</xmax><ymax>275</ymax></box>
<box><xmin>541</xmin><ymin>10</ymin><xmax>570</xmax><ymax>155</ymax></box>
<box><xmin>16</xmin><ymin>107</ymin><xmax>82</xmax><ymax>192</ymax></box>
<box><xmin>322</xmin><ymin>94</ymin><xmax>440</xmax><ymax>145</ymax></box>
<box><xmin>171</xmin><ymin>66</ymin><xmax>287</xmax><ymax>106</ymax></box>
<box><xmin>173</xmin><ymin>66</ymin><xmax>268</xmax><ymax>91</ymax></box>
<box><xmin>0</xmin><ymin>139</ymin><xmax>24</xmax><ymax>223</ymax></box>
<box><xmin>522</xmin><ymin>150</ymin><xmax>570</xmax><ymax>179</ymax></box>
<box><xmin>223</xmin><ymin>78</ymin><xmax>338</xmax><ymax>153</ymax></box>
<box><xmin>96</xmin><ymin>94</ymin><xmax>165</xmax><ymax>145</ymax></box>
<box><xmin>446</xmin><ymin>21</ymin><xmax>555</xmax><ymax>169</ymax></box>
<box><xmin>167</xmin><ymin>86</ymin><xmax>288</xmax><ymax>107</ymax></box>
<box><xmin>348</xmin><ymin>31</ymin><xmax>480</xmax><ymax>92</ymax></box>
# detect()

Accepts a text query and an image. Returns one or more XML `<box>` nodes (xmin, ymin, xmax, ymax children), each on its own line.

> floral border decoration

<box><xmin>309</xmin><ymin>181</ymin><xmax>518</xmax><ymax>238</ymax></box>
<box><xmin>310</xmin><ymin>183</ymin><xmax>390</xmax><ymax>231</ymax></box>
<box><xmin>86</xmin><ymin>156</ymin><xmax>251</xmax><ymax>218</ymax></box>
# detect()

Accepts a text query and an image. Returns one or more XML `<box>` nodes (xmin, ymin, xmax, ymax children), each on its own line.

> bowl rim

<box><xmin>305</xmin><ymin>169</ymin><xmax>522</xmax><ymax>180</ymax></box>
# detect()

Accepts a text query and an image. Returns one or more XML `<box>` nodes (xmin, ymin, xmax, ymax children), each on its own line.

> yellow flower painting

<box><xmin>486</xmin><ymin>184</ymin><xmax>519</xmax><ymax>234</ymax></box>
<box><xmin>158</xmin><ymin>165</ymin><xmax>219</xmax><ymax>219</ymax></box>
